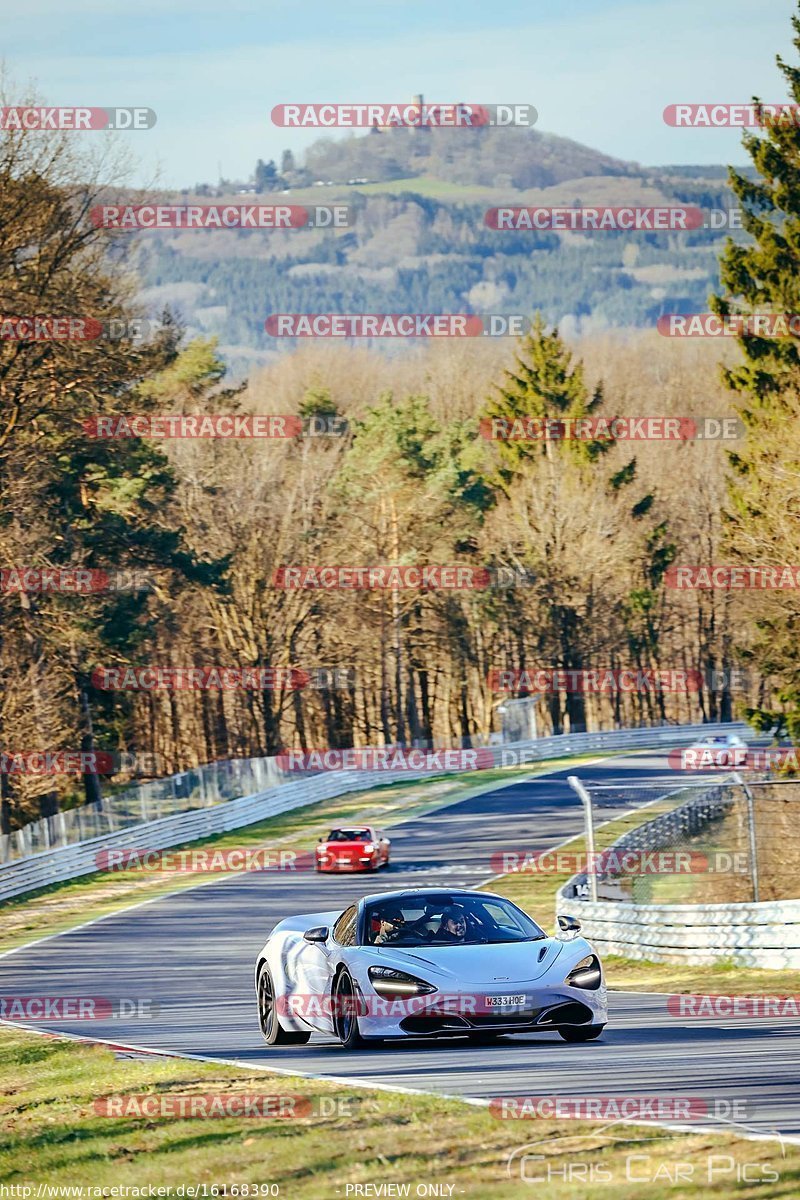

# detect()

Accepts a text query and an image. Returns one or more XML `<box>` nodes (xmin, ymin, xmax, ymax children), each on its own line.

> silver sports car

<box><xmin>254</xmin><ymin>888</ymin><xmax>608</xmax><ymax>1048</ymax></box>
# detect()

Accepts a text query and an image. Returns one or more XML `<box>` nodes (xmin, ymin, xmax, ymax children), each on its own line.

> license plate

<box><xmin>485</xmin><ymin>994</ymin><xmax>526</xmax><ymax>1007</ymax></box>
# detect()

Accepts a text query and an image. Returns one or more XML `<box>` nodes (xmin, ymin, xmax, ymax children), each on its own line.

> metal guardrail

<box><xmin>0</xmin><ymin>756</ymin><xmax>287</xmax><ymax>863</ymax></box>
<box><xmin>556</xmin><ymin>889</ymin><xmax>800</xmax><ymax>969</ymax></box>
<box><xmin>3</xmin><ymin>720</ymin><xmax>739</xmax><ymax>863</ymax></box>
<box><xmin>558</xmin><ymin>750</ymin><xmax>800</xmax><ymax>968</ymax></box>
<box><xmin>0</xmin><ymin>720</ymin><xmax>742</xmax><ymax>903</ymax></box>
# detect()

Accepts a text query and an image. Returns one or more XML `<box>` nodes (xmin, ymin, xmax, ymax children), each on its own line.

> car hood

<box><xmin>366</xmin><ymin>938</ymin><xmax>567</xmax><ymax>984</ymax></box>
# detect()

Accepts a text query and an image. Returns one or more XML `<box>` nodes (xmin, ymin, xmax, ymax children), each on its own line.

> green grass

<box><xmin>246</xmin><ymin>173</ymin><xmax>681</xmax><ymax>207</ymax></box>
<box><xmin>601</xmin><ymin>955</ymin><xmax>800</xmax><ymax>995</ymax></box>
<box><xmin>0</xmin><ymin>1027</ymin><xmax>796</xmax><ymax>1197</ymax></box>
<box><xmin>229</xmin><ymin>176</ymin><xmax>517</xmax><ymax>204</ymax></box>
<box><xmin>344</xmin><ymin>175</ymin><xmax>504</xmax><ymax>200</ymax></box>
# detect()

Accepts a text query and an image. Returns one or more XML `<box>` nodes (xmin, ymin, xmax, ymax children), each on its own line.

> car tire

<box><xmin>332</xmin><ymin>969</ymin><xmax>366</xmax><ymax>1049</ymax></box>
<box><xmin>558</xmin><ymin>1024</ymin><xmax>605</xmax><ymax>1042</ymax></box>
<box><xmin>258</xmin><ymin>967</ymin><xmax>310</xmax><ymax>1045</ymax></box>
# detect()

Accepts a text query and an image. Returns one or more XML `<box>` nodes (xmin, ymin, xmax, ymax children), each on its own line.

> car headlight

<box><xmin>362</xmin><ymin>842</ymin><xmax>375</xmax><ymax>853</ymax></box>
<box><xmin>368</xmin><ymin>967</ymin><xmax>437</xmax><ymax>998</ymax></box>
<box><xmin>565</xmin><ymin>954</ymin><xmax>602</xmax><ymax>990</ymax></box>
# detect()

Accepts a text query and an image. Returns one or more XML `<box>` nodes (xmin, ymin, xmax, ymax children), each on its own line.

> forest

<box><xmin>1</xmin><ymin>49</ymin><xmax>799</xmax><ymax>832</ymax></box>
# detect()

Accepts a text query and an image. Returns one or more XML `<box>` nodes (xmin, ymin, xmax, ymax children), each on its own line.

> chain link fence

<box><xmin>566</xmin><ymin>773</ymin><xmax>800</xmax><ymax>906</ymax></box>
<box><xmin>1</xmin><ymin>720</ymin><xmax>749</xmax><ymax>867</ymax></box>
<box><xmin>0</xmin><ymin>756</ymin><xmax>288</xmax><ymax>864</ymax></box>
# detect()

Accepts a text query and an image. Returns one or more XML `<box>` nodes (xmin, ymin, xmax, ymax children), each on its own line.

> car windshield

<box><xmin>365</xmin><ymin>893</ymin><xmax>546</xmax><ymax>946</ymax></box>
<box><xmin>326</xmin><ymin>829</ymin><xmax>370</xmax><ymax>842</ymax></box>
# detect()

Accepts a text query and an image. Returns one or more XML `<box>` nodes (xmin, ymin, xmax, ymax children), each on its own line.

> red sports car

<box><xmin>315</xmin><ymin>826</ymin><xmax>391</xmax><ymax>873</ymax></box>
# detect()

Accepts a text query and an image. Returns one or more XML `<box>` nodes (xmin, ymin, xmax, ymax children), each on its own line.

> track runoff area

<box><xmin>0</xmin><ymin>747</ymin><xmax>798</xmax><ymax>1145</ymax></box>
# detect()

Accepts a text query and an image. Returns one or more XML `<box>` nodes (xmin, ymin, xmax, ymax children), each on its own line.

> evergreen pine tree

<box><xmin>711</xmin><ymin>2</ymin><xmax>800</xmax><ymax>734</ymax></box>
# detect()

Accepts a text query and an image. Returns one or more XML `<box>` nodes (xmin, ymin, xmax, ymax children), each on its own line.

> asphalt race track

<box><xmin>2</xmin><ymin>750</ymin><xmax>800</xmax><ymax>1139</ymax></box>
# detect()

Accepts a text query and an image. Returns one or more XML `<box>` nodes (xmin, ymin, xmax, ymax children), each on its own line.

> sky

<box><xmin>3</xmin><ymin>0</ymin><xmax>798</xmax><ymax>187</ymax></box>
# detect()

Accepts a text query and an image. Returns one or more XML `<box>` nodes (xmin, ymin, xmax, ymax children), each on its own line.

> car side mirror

<box><xmin>303</xmin><ymin>921</ymin><xmax>328</xmax><ymax>940</ymax></box>
<box><xmin>557</xmin><ymin>914</ymin><xmax>582</xmax><ymax>940</ymax></box>
<box><xmin>303</xmin><ymin>926</ymin><xmax>329</xmax><ymax>943</ymax></box>
<box><xmin>317</xmin><ymin>836</ymin><xmax>324</xmax><ymax>842</ymax></box>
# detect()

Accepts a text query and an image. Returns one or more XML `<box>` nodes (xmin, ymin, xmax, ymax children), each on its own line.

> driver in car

<box><xmin>373</xmin><ymin>905</ymin><xmax>407</xmax><ymax>944</ymax></box>
<box><xmin>435</xmin><ymin>905</ymin><xmax>468</xmax><ymax>942</ymax></box>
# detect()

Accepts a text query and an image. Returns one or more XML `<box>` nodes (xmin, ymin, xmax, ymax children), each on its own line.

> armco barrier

<box><xmin>0</xmin><ymin>721</ymin><xmax>743</xmax><ymax>903</ymax></box>
<box><xmin>0</xmin><ymin>756</ymin><xmax>288</xmax><ymax>862</ymax></box>
<box><xmin>555</xmin><ymin>889</ymin><xmax>800</xmax><ymax>969</ymax></box>
<box><xmin>557</xmin><ymin>751</ymin><xmax>800</xmax><ymax>969</ymax></box>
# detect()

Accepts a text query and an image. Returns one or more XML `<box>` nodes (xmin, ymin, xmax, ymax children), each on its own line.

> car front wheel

<box><xmin>332</xmin><ymin>969</ymin><xmax>367</xmax><ymax>1049</ymax></box>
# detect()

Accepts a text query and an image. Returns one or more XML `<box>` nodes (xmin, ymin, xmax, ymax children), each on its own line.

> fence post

<box><xmin>731</xmin><ymin>771</ymin><xmax>759</xmax><ymax>903</ymax></box>
<box><xmin>568</xmin><ymin>775</ymin><xmax>597</xmax><ymax>902</ymax></box>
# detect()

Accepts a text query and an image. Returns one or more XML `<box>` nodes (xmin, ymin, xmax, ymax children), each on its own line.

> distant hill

<box><xmin>300</xmin><ymin>124</ymin><xmax>638</xmax><ymax>190</ymax></box>
<box><xmin>129</xmin><ymin>131</ymin><xmax>742</xmax><ymax>376</ymax></box>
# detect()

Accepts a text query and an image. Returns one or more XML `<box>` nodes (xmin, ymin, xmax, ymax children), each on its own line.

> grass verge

<box><xmin>0</xmin><ymin>1026</ymin><xmax>796</xmax><ymax>1197</ymax></box>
